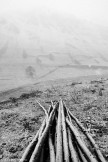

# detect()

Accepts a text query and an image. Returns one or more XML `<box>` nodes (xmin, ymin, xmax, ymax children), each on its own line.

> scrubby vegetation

<box><xmin>19</xmin><ymin>90</ymin><xmax>43</xmax><ymax>99</ymax></box>
<box><xmin>0</xmin><ymin>76</ymin><xmax>108</xmax><ymax>161</ymax></box>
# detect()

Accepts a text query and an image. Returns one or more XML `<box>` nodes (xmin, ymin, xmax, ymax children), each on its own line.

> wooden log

<box><xmin>51</xmin><ymin>102</ymin><xmax>59</xmax><ymax>153</ymax></box>
<box><xmin>48</xmin><ymin>105</ymin><xmax>53</xmax><ymax>116</ymax></box>
<box><xmin>66</xmin><ymin>118</ymin><xmax>98</xmax><ymax>162</ymax></box>
<box><xmin>20</xmin><ymin>130</ymin><xmax>40</xmax><ymax>162</ymax></box>
<box><xmin>67</xmin><ymin>109</ymin><xmax>106</xmax><ymax>162</ymax></box>
<box><xmin>54</xmin><ymin>115</ymin><xmax>58</xmax><ymax>154</ymax></box>
<box><xmin>39</xmin><ymin>148</ymin><xmax>44</xmax><ymax>162</ymax></box>
<box><xmin>56</xmin><ymin>100</ymin><xmax>63</xmax><ymax>162</ymax></box>
<box><xmin>20</xmin><ymin>117</ymin><xmax>47</xmax><ymax>162</ymax></box>
<box><xmin>49</xmin><ymin>131</ymin><xmax>56</xmax><ymax>162</ymax></box>
<box><xmin>37</xmin><ymin>101</ymin><xmax>48</xmax><ymax>118</ymax></box>
<box><xmin>67</xmin><ymin>128</ymin><xmax>79</xmax><ymax>162</ymax></box>
<box><xmin>67</xmin><ymin>110</ymin><xmax>87</xmax><ymax>162</ymax></box>
<box><xmin>60</xmin><ymin>100</ymin><xmax>69</xmax><ymax>162</ymax></box>
<box><xmin>76</xmin><ymin>143</ymin><xmax>88</xmax><ymax>162</ymax></box>
<box><xmin>29</xmin><ymin>103</ymin><xmax>58</xmax><ymax>162</ymax></box>
<box><xmin>38</xmin><ymin>118</ymin><xmax>47</xmax><ymax>139</ymax></box>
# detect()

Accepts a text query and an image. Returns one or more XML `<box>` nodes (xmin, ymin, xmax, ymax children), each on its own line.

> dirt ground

<box><xmin>0</xmin><ymin>76</ymin><xmax>108</xmax><ymax>161</ymax></box>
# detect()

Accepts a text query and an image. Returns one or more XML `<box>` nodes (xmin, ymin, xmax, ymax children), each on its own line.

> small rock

<box><xmin>9</xmin><ymin>147</ymin><xmax>17</xmax><ymax>153</ymax></box>
<box><xmin>2</xmin><ymin>142</ymin><xmax>6</xmax><ymax>146</ymax></box>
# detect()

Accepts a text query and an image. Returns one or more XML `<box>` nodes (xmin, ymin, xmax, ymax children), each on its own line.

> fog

<box><xmin>0</xmin><ymin>0</ymin><xmax>108</xmax><ymax>91</ymax></box>
<box><xmin>0</xmin><ymin>0</ymin><xmax>108</xmax><ymax>26</ymax></box>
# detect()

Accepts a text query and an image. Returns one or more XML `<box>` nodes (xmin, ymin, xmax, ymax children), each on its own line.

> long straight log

<box><xmin>20</xmin><ymin>118</ymin><xmax>46</xmax><ymax>162</ymax></box>
<box><xmin>49</xmin><ymin>131</ymin><xmax>56</xmax><ymax>162</ymax></box>
<box><xmin>60</xmin><ymin>100</ymin><xmax>69</xmax><ymax>162</ymax></box>
<box><xmin>20</xmin><ymin>132</ymin><xmax>39</xmax><ymax>162</ymax></box>
<box><xmin>67</xmin><ymin>128</ymin><xmax>79</xmax><ymax>162</ymax></box>
<box><xmin>39</xmin><ymin>148</ymin><xmax>44</xmax><ymax>162</ymax></box>
<box><xmin>63</xmin><ymin>101</ymin><xmax>106</xmax><ymax>162</ymax></box>
<box><xmin>65</xmin><ymin>104</ymin><xmax>86</xmax><ymax>162</ymax></box>
<box><xmin>48</xmin><ymin>105</ymin><xmax>53</xmax><ymax>116</ymax></box>
<box><xmin>29</xmin><ymin>104</ymin><xmax>58</xmax><ymax>162</ymax></box>
<box><xmin>65</xmin><ymin>105</ymin><xmax>82</xmax><ymax>161</ymax></box>
<box><xmin>76</xmin><ymin>143</ymin><xmax>88</xmax><ymax>162</ymax></box>
<box><xmin>66</xmin><ymin>118</ymin><xmax>98</xmax><ymax>162</ymax></box>
<box><xmin>67</xmin><ymin>110</ymin><xmax>87</xmax><ymax>162</ymax></box>
<box><xmin>54</xmin><ymin>115</ymin><xmax>58</xmax><ymax>154</ymax></box>
<box><xmin>38</xmin><ymin>118</ymin><xmax>47</xmax><ymax>138</ymax></box>
<box><xmin>67</xmin><ymin>109</ymin><xmax>106</xmax><ymax>162</ymax></box>
<box><xmin>51</xmin><ymin>100</ymin><xmax>54</xmax><ymax>109</ymax></box>
<box><xmin>66</xmin><ymin>105</ymin><xmax>85</xmax><ymax>162</ymax></box>
<box><xmin>56</xmin><ymin>100</ymin><xmax>63</xmax><ymax>162</ymax></box>
<box><xmin>51</xmin><ymin>102</ymin><xmax>59</xmax><ymax>153</ymax></box>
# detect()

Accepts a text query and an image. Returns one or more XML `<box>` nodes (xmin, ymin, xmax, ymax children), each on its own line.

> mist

<box><xmin>0</xmin><ymin>0</ymin><xmax>108</xmax><ymax>91</ymax></box>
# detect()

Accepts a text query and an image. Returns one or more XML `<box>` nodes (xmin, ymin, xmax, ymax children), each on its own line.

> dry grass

<box><xmin>0</xmin><ymin>76</ymin><xmax>108</xmax><ymax>161</ymax></box>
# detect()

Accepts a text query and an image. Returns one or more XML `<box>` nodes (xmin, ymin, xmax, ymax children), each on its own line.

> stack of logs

<box><xmin>20</xmin><ymin>100</ymin><xmax>106</xmax><ymax>162</ymax></box>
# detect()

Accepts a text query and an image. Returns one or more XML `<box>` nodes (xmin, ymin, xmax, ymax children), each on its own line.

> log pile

<box><xmin>20</xmin><ymin>99</ymin><xmax>106</xmax><ymax>162</ymax></box>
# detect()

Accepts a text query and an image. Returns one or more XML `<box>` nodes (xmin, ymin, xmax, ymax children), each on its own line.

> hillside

<box><xmin>0</xmin><ymin>11</ymin><xmax>108</xmax><ymax>91</ymax></box>
<box><xmin>0</xmin><ymin>76</ymin><xmax>108</xmax><ymax>161</ymax></box>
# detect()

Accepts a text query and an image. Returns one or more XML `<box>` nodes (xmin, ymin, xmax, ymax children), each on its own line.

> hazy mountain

<box><xmin>0</xmin><ymin>10</ymin><xmax>108</xmax><ymax>91</ymax></box>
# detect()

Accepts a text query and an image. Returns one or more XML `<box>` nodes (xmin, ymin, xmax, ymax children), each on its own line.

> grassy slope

<box><xmin>0</xmin><ymin>76</ymin><xmax>108</xmax><ymax>161</ymax></box>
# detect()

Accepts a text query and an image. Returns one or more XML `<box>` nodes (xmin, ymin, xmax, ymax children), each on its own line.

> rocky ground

<box><xmin>0</xmin><ymin>76</ymin><xmax>108</xmax><ymax>161</ymax></box>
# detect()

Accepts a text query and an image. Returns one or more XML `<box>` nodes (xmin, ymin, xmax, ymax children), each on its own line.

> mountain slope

<box><xmin>0</xmin><ymin>11</ymin><xmax>108</xmax><ymax>91</ymax></box>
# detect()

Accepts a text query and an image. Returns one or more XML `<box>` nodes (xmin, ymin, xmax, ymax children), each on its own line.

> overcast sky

<box><xmin>0</xmin><ymin>0</ymin><xmax>108</xmax><ymax>26</ymax></box>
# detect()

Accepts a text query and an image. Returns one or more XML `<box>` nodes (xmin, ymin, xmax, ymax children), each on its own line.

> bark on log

<box><xmin>49</xmin><ymin>131</ymin><xmax>56</xmax><ymax>162</ymax></box>
<box><xmin>61</xmin><ymin>100</ymin><xmax>69</xmax><ymax>162</ymax></box>
<box><xmin>29</xmin><ymin>104</ymin><xmax>58</xmax><ymax>162</ymax></box>
<box><xmin>66</xmin><ymin>118</ymin><xmax>98</xmax><ymax>162</ymax></box>
<box><xmin>68</xmin><ymin>109</ymin><xmax>106</xmax><ymax>162</ymax></box>
<box><xmin>67</xmin><ymin>128</ymin><xmax>79</xmax><ymax>162</ymax></box>
<box><xmin>56</xmin><ymin>100</ymin><xmax>63</xmax><ymax>162</ymax></box>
